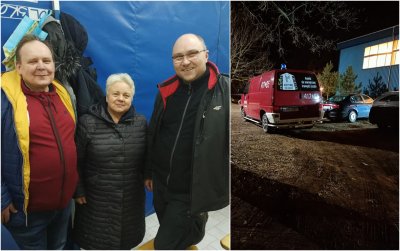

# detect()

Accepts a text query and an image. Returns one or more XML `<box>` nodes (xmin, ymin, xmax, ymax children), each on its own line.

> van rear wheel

<box><xmin>262</xmin><ymin>113</ymin><xmax>274</xmax><ymax>133</ymax></box>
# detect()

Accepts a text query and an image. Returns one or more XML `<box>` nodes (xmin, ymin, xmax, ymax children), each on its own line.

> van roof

<box><xmin>250</xmin><ymin>69</ymin><xmax>317</xmax><ymax>80</ymax></box>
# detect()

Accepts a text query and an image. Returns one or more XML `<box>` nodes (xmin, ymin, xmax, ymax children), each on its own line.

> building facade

<box><xmin>337</xmin><ymin>25</ymin><xmax>399</xmax><ymax>94</ymax></box>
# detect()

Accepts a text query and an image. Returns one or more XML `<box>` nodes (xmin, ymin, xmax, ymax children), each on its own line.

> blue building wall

<box><xmin>338</xmin><ymin>31</ymin><xmax>399</xmax><ymax>93</ymax></box>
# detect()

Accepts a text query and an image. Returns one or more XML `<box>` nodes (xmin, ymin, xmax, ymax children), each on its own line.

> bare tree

<box><xmin>259</xmin><ymin>1</ymin><xmax>358</xmax><ymax>54</ymax></box>
<box><xmin>231</xmin><ymin>1</ymin><xmax>360</xmax><ymax>93</ymax></box>
<box><xmin>231</xmin><ymin>2</ymin><xmax>273</xmax><ymax>89</ymax></box>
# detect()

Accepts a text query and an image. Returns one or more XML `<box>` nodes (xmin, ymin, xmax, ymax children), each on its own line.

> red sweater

<box><xmin>22</xmin><ymin>82</ymin><xmax>78</xmax><ymax>211</ymax></box>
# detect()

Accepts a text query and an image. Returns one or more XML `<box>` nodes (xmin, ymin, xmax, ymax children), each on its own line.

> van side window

<box><xmin>277</xmin><ymin>72</ymin><xmax>319</xmax><ymax>91</ymax></box>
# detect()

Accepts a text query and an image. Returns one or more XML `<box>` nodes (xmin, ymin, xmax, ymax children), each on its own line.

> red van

<box><xmin>240</xmin><ymin>69</ymin><xmax>323</xmax><ymax>132</ymax></box>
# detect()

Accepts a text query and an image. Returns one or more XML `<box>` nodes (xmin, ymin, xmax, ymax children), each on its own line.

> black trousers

<box><xmin>153</xmin><ymin>182</ymin><xmax>207</xmax><ymax>250</ymax></box>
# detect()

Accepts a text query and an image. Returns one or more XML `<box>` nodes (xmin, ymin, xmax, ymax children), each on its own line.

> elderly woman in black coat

<box><xmin>73</xmin><ymin>73</ymin><xmax>147</xmax><ymax>249</ymax></box>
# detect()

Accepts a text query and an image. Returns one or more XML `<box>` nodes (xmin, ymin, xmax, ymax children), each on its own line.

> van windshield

<box><xmin>277</xmin><ymin>72</ymin><xmax>319</xmax><ymax>91</ymax></box>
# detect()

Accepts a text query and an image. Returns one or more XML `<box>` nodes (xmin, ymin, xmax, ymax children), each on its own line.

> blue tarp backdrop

<box><xmin>1</xmin><ymin>1</ymin><xmax>229</xmax><ymax>249</ymax></box>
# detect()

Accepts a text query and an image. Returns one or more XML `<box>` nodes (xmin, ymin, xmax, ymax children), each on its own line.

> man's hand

<box><xmin>75</xmin><ymin>196</ymin><xmax>87</xmax><ymax>205</ymax></box>
<box><xmin>144</xmin><ymin>179</ymin><xmax>153</xmax><ymax>192</ymax></box>
<box><xmin>1</xmin><ymin>203</ymin><xmax>17</xmax><ymax>224</ymax></box>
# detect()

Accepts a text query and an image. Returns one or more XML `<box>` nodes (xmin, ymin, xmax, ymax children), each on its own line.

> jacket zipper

<box><xmin>167</xmin><ymin>86</ymin><xmax>192</xmax><ymax>185</ymax></box>
<box><xmin>115</xmin><ymin>125</ymin><xmax>125</xmax><ymax>219</ymax></box>
<box><xmin>43</xmin><ymin>96</ymin><xmax>66</xmax><ymax>208</ymax></box>
<box><xmin>188</xmin><ymin>81</ymin><xmax>218</xmax><ymax>214</ymax></box>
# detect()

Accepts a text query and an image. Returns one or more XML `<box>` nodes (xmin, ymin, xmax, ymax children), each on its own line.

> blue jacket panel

<box><xmin>1</xmin><ymin>90</ymin><xmax>26</xmax><ymax>226</ymax></box>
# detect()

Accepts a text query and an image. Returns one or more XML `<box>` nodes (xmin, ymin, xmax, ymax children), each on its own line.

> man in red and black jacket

<box><xmin>144</xmin><ymin>33</ymin><xmax>229</xmax><ymax>249</ymax></box>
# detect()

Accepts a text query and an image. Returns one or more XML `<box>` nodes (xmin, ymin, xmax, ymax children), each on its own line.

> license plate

<box><xmin>302</xmin><ymin>93</ymin><xmax>319</xmax><ymax>100</ymax></box>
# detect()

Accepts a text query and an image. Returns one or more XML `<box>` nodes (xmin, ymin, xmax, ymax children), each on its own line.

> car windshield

<box><xmin>328</xmin><ymin>95</ymin><xmax>346</xmax><ymax>102</ymax></box>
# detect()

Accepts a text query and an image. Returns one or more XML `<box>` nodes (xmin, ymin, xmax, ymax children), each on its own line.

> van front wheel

<box><xmin>240</xmin><ymin>108</ymin><xmax>247</xmax><ymax>122</ymax></box>
<box><xmin>262</xmin><ymin>114</ymin><xmax>274</xmax><ymax>133</ymax></box>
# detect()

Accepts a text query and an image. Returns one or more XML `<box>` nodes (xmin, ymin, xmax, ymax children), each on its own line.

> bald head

<box><xmin>173</xmin><ymin>34</ymin><xmax>207</xmax><ymax>53</ymax></box>
<box><xmin>172</xmin><ymin>34</ymin><xmax>209</xmax><ymax>83</ymax></box>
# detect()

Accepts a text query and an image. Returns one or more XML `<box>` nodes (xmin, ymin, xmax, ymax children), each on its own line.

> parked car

<box><xmin>323</xmin><ymin>94</ymin><xmax>374</xmax><ymax>122</ymax></box>
<box><xmin>369</xmin><ymin>91</ymin><xmax>399</xmax><ymax>129</ymax></box>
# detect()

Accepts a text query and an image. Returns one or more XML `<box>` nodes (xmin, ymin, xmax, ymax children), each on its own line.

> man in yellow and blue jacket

<box><xmin>1</xmin><ymin>34</ymin><xmax>78</xmax><ymax>249</ymax></box>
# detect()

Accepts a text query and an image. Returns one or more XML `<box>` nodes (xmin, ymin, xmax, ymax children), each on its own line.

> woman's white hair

<box><xmin>106</xmin><ymin>73</ymin><xmax>135</xmax><ymax>97</ymax></box>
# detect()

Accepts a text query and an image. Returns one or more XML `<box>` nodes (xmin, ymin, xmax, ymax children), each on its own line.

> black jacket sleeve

<box><xmin>74</xmin><ymin>116</ymin><xmax>91</xmax><ymax>197</ymax></box>
<box><xmin>144</xmin><ymin>93</ymin><xmax>163</xmax><ymax>180</ymax></box>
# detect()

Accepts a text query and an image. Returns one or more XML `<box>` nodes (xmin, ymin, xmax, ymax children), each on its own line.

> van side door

<box><xmin>247</xmin><ymin>77</ymin><xmax>261</xmax><ymax>119</ymax></box>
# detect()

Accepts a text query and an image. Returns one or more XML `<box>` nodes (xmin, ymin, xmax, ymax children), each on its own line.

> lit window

<box><xmin>369</xmin><ymin>55</ymin><xmax>377</xmax><ymax>68</ymax></box>
<box><xmin>364</xmin><ymin>47</ymin><xmax>370</xmax><ymax>56</ymax></box>
<box><xmin>363</xmin><ymin>40</ymin><xmax>399</xmax><ymax>69</ymax></box>
<box><xmin>392</xmin><ymin>40</ymin><xmax>399</xmax><ymax>65</ymax></box>
<box><xmin>369</xmin><ymin>45</ymin><xmax>378</xmax><ymax>55</ymax></box>
<box><xmin>385</xmin><ymin>54</ymin><xmax>392</xmax><ymax>65</ymax></box>
<box><xmin>377</xmin><ymin>55</ymin><xmax>385</xmax><ymax>67</ymax></box>
<box><xmin>378</xmin><ymin>42</ymin><xmax>393</xmax><ymax>53</ymax></box>
<box><xmin>363</xmin><ymin>58</ymin><xmax>368</xmax><ymax>68</ymax></box>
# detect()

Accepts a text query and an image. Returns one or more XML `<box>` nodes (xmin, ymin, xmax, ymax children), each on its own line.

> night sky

<box><xmin>277</xmin><ymin>1</ymin><xmax>399</xmax><ymax>72</ymax></box>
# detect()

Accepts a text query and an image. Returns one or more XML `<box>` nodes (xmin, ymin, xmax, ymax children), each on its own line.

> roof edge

<box><xmin>337</xmin><ymin>25</ymin><xmax>399</xmax><ymax>50</ymax></box>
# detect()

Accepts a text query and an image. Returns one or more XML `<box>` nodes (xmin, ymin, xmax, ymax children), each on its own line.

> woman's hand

<box><xmin>144</xmin><ymin>179</ymin><xmax>153</xmax><ymax>192</ymax></box>
<box><xmin>75</xmin><ymin>196</ymin><xmax>87</xmax><ymax>205</ymax></box>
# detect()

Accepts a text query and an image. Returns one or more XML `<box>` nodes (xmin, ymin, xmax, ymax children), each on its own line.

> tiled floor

<box><xmin>135</xmin><ymin>205</ymin><xmax>230</xmax><ymax>250</ymax></box>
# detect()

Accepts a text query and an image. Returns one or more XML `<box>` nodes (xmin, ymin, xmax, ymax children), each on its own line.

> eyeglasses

<box><xmin>172</xmin><ymin>49</ymin><xmax>208</xmax><ymax>64</ymax></box>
